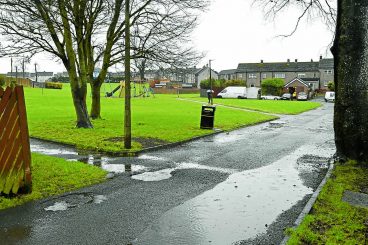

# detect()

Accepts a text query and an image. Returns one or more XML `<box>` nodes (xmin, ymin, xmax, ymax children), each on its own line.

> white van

<box><xmin>325</xmin><ymin>91</ymin><xmax>335</xmax><ymax>102</ymax></box>
<box><xmin>217</xmin><ymin>86</ymin><xmax>247</xmax><ymax>99</ymax></box>
<box><xmin>246</xmin><ymin>87</ymin><xmax>261</xmax><ymax>99</ymax></box>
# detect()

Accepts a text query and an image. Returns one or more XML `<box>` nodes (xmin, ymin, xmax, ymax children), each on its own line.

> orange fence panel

<box><xmin>0</xmin><ymin>86</ymin><xmax>32</xmax><ymax>194</ymax></box>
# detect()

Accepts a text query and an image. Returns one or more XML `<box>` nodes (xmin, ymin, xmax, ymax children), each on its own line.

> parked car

<box><xmin>297</xmin><ymin>92</ymin><xmax>308</xmax><ymax>101</ymax></box>
<box><xmin>217</xmin><ymin>86</ymin><xmax>247</xmax><ymax>99</ymax></box>
<box><xmin>280</xmin><ymin>93</ymin><xmax>291</xmax><ymax>100</ymax></box>
<box><xmin>325</xmin><ymin>91</ymin><xmax>335</xmax><ymax>102</ymax></box>
<box><xmin>261</xmin><ymin>94</ymin><xmax>280</xmax><ymax>100</ymax></box>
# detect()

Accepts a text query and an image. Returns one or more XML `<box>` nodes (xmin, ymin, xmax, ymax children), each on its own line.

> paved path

<box><xmin>177</xmin><ymin>98</ymin><xmax>281</xmax><ymax>117</ymax></box>
<box><xmin>0</xmin><ymin>101</ymin><xmax>335</xmax><ymax>245</ymax></box>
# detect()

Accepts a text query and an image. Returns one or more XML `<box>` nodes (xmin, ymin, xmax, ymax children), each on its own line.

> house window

<box><xmin>297</xmin><ymin>73</ymin><xmax>306</xmax><ymax>78</ymax></box>
<box><xmin>274</xmin><ymin>73</ymin><xmax>285</xmax><ymax>78</ymax></box>
<box><xmin>262</xmin><ymin>73</ymin><xmax>267</xmax><ymax>79</ymax></box>
<box><xmin>325</xmin><ymin>70</ymin><xmax>333</xmax><ymax>74</ymax></box>
<box><xmin>238</xmin><ymin>74</ymin><xmax>243</xmax><ymax>79</ymax></box>
<box><xmin>248</xmin><ymin>73</ymin><xmax>257</xmax><ymax>79</ymax></box>
<box><xmin>323</xmin><ymin>81</ymin><xmax>329</xmax><ymax>87</ymax></box>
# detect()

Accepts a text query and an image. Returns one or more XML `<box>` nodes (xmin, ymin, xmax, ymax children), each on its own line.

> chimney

<box><xmin>287</xmin><ymin>59</ymin><xmax>290</xmax><ymax>63</ymax></box>
<box><xmin>320</xmin><ymin>55</ymin><xmax>323</xmax><ymax>60</ymax></box>
<box><xmin>261</xmin><ymin>60</ymin><xmax>264</xmax><ymax>63</ymax></box>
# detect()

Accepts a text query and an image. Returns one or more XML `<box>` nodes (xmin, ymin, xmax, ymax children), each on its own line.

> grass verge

<box><xmin>287</xmin><ymin>160</ymin><xmax>368</xmax><ymax>244</ymax></box>
<box><xmin>24</xmin><ymin>85</ymin><xmax>277</xmax><ymax>153</ymax></box>
<box><xmin>179</xmin><ymin>94</ymin><xmax>321</xmax><ymax>115</ymax></box>
<box><xmin>0</xmin><ymin>153</ymin><xmax>107</xmax><ymax>210</ymax></box>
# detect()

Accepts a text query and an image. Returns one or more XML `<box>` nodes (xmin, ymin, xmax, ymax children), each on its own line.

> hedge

<box><xmin>261</xmin><ymin>78</ymin><xmax>284</xmax><ymax>95</ymax></box>
<box><xmin>45</xmin><ymin>82</ymin><xmax>63</xmax><ymax>89</ymax></box>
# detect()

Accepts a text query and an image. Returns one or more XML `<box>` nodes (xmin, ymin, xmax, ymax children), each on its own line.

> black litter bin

<box><xmin>200</xmin><ymin>105</ymin><xmax>216</xmax><ymax>129</ymax></box>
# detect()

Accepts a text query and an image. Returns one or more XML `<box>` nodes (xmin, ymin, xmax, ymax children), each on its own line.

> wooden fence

<box><xmin>0</xmin><ymin>86</ymin><xmax>32</xmax><ymax>195</ymax></box>
<box><xmin>153</xmin><ymin>88</ymin><xmax>200</xmax><ymax>94</ymax></box>
<box><xmin>4</xmin><ymin>77</ymin><xmax>32</xmax><ymax>87</ymax></box>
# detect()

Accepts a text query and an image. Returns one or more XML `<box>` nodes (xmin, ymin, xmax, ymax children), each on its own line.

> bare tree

<box><xmin>257</xmin><ymin>0</ymin><xmax>336</xmax><ymax>37</ymax></box>
<box><xmin>0</xmin><ymin>0</ymin><xmax>208</xmax><ymax>128</ymax></box>
<box><xmin>257</xmin><ymin>0</ymin><xmax>368</xmax><ymax>162</ymax></box>
<box><xmin>125</xmin><ymin>1</ymin><xmax>205</xmax><ymax>83</ymax></box>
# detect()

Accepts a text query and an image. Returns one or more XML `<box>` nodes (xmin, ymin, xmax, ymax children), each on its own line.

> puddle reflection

<box><xmin>44</xmin><ymin>194</ymin><xmax>108</xmax><ymax>211</ymax></box>
<box><xmin>132</xmin><ymin>162</ymin><xmax>237</xmax><ymax>182</ymax></box>
<box><xmin>132</xmin><ymin>168</ymin><xmax>175</xmax><ymax>182</ymax></box>
<box><xmin>30</xmin><ymin>143</ymin><xmax>77</xmax><ymax>155</ymax></box>
<box><xmin>44</xmin><ymin>201</ymin><xmax>70</xmax><ymax>211</ymax></box>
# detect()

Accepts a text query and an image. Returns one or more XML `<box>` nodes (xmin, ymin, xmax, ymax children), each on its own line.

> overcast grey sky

<box><xmin>0</xmin><ymin>0</ymin><xmax>334</xmax><ymax>74</ymax></box>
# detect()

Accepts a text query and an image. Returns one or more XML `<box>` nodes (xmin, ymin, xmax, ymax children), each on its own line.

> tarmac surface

<box><xmin>0</xmin><ymin>100</ymin><xmax>335</xmax><ymax>245</ymax></box>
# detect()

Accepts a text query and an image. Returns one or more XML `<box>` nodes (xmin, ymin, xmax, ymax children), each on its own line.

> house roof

<box><xmin>219</xmin><ymin>69</ymin><xmax>237</xmax><ymax>75</ymax></box>
<box><xmin>195</xmin><ymin>66</ymin><xmax>218</xmax><ymax>75</ymax></box>
<box><xmin>34</xmin><ymin>72</ymin><xmax>53</xmax><ymax>76</ymax></box>
<box><xmin>237</xmin><ymin>61</ymin><xmax>320</xmax><ymax>73</ymax></box>
<box><xmin>7</xmin><ymin>72</ymin><xmax>31</xmax><ymax>77</ymax></box>
<box><xmin>284</xmin><ymin>78</ymin><xmax>310</xmax><ymax>88</ymax></box>
<box><xmin>319</xmin><ymin>58</ymin><xmax>334</xmax><ymax>69</ymax></box>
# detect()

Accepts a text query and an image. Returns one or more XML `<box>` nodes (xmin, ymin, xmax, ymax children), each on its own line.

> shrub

<box><xmin>261</xmin><ymin>78</ymin><xmax>284</xmax><ymax>95</ymax></box>
<box><xmin>225</xmin><ymin>79</ymin><xmax>246</xmax><ymax>87</ymax></box>
<box><xmin>200</xmin><ymin>79</ymin><xmax>225</xmax><ymax>89</ymax></box>
<box><xmin>327</xmin><ymin>81</ymin><xmax>335</xmax><ymax>91</ymax></box>
<box><xmin>45</xmin><ymin>82</ymin><xmax>63</xmax><ymax>89</ymax></box>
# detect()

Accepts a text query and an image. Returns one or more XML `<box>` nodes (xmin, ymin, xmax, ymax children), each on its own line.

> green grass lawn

<box><xmin>24</xmin><ymin>84</ymin><xmax>277</xmax><ymax>153</ymax></box>
<box><xmin>179</xmin><ymin>94</ymin><xmax>321</xmax><ymax>115</ymax></box>
<box><xmin>286</xmin><ymin>161</ymin><xmax>368</xmax><ymax>244</ymax></box>
<box><xmin>0</xmin><ymin>153</ymin><xmax>107</xmax><ymax>210</ymax></box>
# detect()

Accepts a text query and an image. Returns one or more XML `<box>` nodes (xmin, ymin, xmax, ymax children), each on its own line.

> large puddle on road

<box><xmin>43</xmin><ymin>194</ymin><xmax>108</xmax><ymax>212</ymax></box>
<box><xmin>78</xmin><ymin>156</ymin><xmax>147</xmax><ymax>173</ymax></box>
<box><xmin>135</xmin><ymin>145</ymin><xmax>334</xmax><ymax>245</ymax></box>
<box><xmin>31</xmin><ymin>140</ymin><xmax>150</xmax><ymax>174</ymax></box>
<box><xmin>132</xmin><ymin>162</ymin><xmax>237</xmax><ymax>182</ymax></box>
<box><xmin>31</xmin><ymin>143</ymin><xmax>78</xmax><ymax>156</ymax></box>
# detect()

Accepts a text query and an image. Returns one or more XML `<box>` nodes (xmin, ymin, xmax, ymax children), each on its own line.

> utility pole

<box><xmin>15</xmin><ymin>66</ymin><xmax>18</xmax><ymax>86</ymax></box>
<box><xmin>34</xmin><ymin>63</ymin><xmax>38</xmax><ymax>83</ymax></box>
<box><xmin>22</xmin><ymin>59</ymin><xmax>25</xmax><ymax>78</ymax></box>
<box><xmin>124</xmin><ymin>0</ymin><xmax>132</xmax><ymax>149</ymax></box>
<box><xmin>35</xmin><ymin>63</ymin><xmax>42</xmax><ymax>94</ymax></box>
<box><xmin>10</xmin><ymin>58</ymin><xmax>13</xmax><ymax>76</ymax></box>
<box><xmin>209</xmin><ymin>59</ymin><xmax>213</xmax><ymax>105</ymax></box>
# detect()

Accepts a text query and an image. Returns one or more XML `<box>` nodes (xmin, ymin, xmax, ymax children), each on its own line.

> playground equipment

<box><xmin>106</xmin><ymin>81</ymin><xmax>125</xmax><ymax>97</ymax></box>
<box><xmin>105</xmin><ymin>80</ymin><xmax>153</xmax><ymax>98</ymax></box>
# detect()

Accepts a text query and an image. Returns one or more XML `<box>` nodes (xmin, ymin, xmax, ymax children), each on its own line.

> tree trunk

<box><xmin>70</xmin><ymin>82</ymin><xmax>93</xmax><ymax>128</ymax></box>
<box><xmin>90</xmin><ymin>83</ymin><xmax>101</xmax><ymax>119</ymax></box>
<box><xmin>332</xmin><ymin>0</ymin><xmax>368</xmax><ymax>162</ymax></box>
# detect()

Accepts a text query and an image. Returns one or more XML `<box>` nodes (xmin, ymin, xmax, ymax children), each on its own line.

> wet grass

<box><xmin>179</xmin><ymin>94</ymin><xmax>321</xmax><ymax>115</ymax></box>
<box><xmin>286</xmin><ymin>160</ymin><xmax>368</xmax><ymax>244</ymax></box>
<box><xmin>0</xmin><ymin>153</ymin><xmax>107</xmax><ymax>210</ymax></box>
<box><xmin>24</xmin><ymin>85</ymin><xmax>277</xmax><ymax>152</ymax></box>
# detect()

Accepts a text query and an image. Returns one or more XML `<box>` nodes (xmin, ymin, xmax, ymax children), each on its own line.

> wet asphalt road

<box><xmin>0</xmin><ymin>100</ymin><xmax>335</xmax><ymax>245</ymax></box>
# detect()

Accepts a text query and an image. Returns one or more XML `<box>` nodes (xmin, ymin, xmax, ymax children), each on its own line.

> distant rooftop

<box><xmin>237</xmin><ymin>58</ymin><xmax>334</xmax><ymax>73</ymax></box>
<box><xmin>219</xmin><ymin>69</ymin><xmax>237</xmax><ymax>75</ymax></box>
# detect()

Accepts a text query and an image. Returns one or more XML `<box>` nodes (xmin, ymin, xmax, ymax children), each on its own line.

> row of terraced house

<box><xmin>131</xmin><ymin>56</ymin><xmax>334</xmax><ymax>92</ymax></box>
<box><xmin>217</xmin><ymin>56</ymin><xmax>334</xmax><ymax>92</ymax></box>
